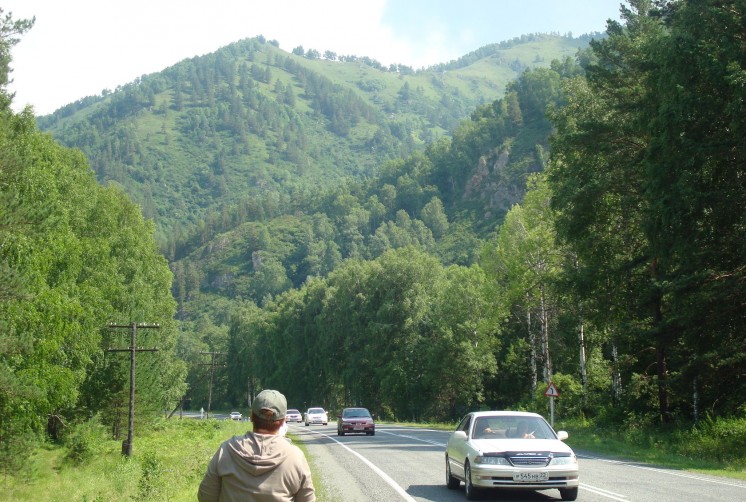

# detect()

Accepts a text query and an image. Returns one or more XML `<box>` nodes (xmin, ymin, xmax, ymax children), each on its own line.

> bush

<box><xmin>680</xmin><ymin>416</ymin><xmax>746</xmax><ymax>462</ymax></box>
<box><xmin>65</xmin><ymin>416</ymin><xmax>107</xmax><ymax>464</ymax></box>
<box><xmin>137</xmin><ymin>451</ymin><xmax>165</xmax><ymax>501</ymax></box>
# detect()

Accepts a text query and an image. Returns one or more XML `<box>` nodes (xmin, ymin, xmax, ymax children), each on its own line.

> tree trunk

<box><xmin>611</xmin><ymin>342</ymin><xmax>622</xmax><ymax>404</ymax></box>
<box><xmin>527</xmin><ymin>302</ymin><xmax>537</xmax><ymax>394</ymax></box>
<box><xmin>540</xmin><ymin>288</ymin><xmax>552</xmax><ymax>383</ymax></box>
<box><xmin>578</xmin><ymin>317</ymin><xmax>588</xmax><ymax>409</ymax></box>
<box><xmin>652</xmin><ymin>258</ymin><xmax>670</xmax><ymax>422</ymax></box>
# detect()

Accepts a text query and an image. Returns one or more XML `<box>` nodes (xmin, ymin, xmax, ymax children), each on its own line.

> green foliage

<box><xmin>0</xmin><ymin>8</ymin><xmax>34</xmax><ymax>106</ymax></box>
<box><xmin>36</xmin><ymin>35</ymin><xmax>589</xmax><ymax>249</ymax></box>
<box><xmin>3</xmin><ymin>419</ymin><xmax>247</xmax><ymax>501</ymax></box>
<box><xmin>136</xmin><ymin>451</ymin><xmax>165</xmax><ymax>501</ymax></box>
<box><xmin>65</xmin><ymin>416</ymin><xmax>107</xmax><ymax>464</ymax></box>
<box><xmin>227</xmin><ymin>247</ymin><xmax>497</xmax><ymax>421</ymax></box>
<box><xmin>547</xmin><ymin>0</ymin><xmax>746</xmax><ymax>424</ymax></box>
<box><xmin>0</xmin><ymin>106</ymin><xmax>184</xmax><ymax>473</ymax></box>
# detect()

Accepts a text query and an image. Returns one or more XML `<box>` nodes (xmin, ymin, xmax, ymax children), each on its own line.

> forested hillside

<box><xmin>2</xmin><ymin>0</ymin><xmax>744</xmax><ymax>478</ymax></box>
<box><xmin>37</xmin><ymin>33</ymin><xmax>592</xmax><ymax>247</ymax></box>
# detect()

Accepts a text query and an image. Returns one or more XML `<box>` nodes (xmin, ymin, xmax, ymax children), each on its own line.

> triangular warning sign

<box><xmin>544</xmin><ymin>382</ymin><xmax>560</xmax><ymax>397</ymax></box>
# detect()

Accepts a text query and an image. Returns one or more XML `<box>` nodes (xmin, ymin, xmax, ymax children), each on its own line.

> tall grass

<box><xmin>2</xmin><ymin>417</ymin><xmax>335</xmax><ymax>502</ymax></box>
<box><xmin>2</xmin><ymin>418</ymin><xmax>245</xmax><ymax>501</ymax></box>
<box><xmin>557</xmin><ymin>416</ymin><xmax>746</xmax><ymax>479</ymax></box>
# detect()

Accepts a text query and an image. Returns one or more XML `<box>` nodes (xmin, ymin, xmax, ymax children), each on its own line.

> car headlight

<box><xmin>549</xmin><ymin>454</ymin><xmax>577</xmax><ymax>465</ymax></box>
<box><xmin>475</xmin><ymin>455</ymin><xmax>510</xmax><ymax>465</ymax></box>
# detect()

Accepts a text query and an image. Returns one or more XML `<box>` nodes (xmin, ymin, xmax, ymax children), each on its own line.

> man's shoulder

<box><xmin>281</xmin><ymin>440</ymin><xmax>309</xmax><ymax>462</ymax></box>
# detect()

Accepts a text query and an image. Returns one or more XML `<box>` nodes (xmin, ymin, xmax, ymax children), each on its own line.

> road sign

<box><xmin>544</xmin><ymin>382</ymin><xmax>560</xmax><ymax>397</ymax></box>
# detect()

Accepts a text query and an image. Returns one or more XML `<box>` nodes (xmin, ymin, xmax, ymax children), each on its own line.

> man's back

<box><xmin>198</xmin><ymin>431</ymin><xmax>315</xmax><ymax>502</ymax></box>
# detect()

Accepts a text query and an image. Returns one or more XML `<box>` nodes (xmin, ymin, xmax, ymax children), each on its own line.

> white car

<box><xmin>445</xmin><ymin>411</ymin><xmax>579</xmax><ymax>501</ymax></box>
<box><xmin>285</xmin><ymin>408</ymin><xmax>303</xmax><ymax>423</ymax></box>
<box><xmin>303</xmin><ymin>407</ymin><xmax>328</xmax><ymax>426</ymax></box>
<box><xmin>229</xmin><ymin>411</ymin><xmax>242</xmax><ymax>421</ymax></box>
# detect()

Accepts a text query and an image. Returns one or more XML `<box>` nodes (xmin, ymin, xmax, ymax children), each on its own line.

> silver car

<box><xmin>285</xmin><ymin>408</ymin><xmax>303</xmax><ymax>423</ymax></box>
<box><xmin>303</xmin><ymin>407</ymin><xmax>328</xmax><ymax>426</ymax></box>
<box><xmin>445</xmin><ymin>411</ymin><xmax>579</xmax><ymax>501</ymax></box>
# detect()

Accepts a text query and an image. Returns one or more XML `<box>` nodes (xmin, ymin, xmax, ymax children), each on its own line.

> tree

<box><xmin>0</xmin><ymin>8</ymin><xmax>35</xmax><ymax>107</ymax></box>
<box><xmin>420</xmin><ymin>196</ymin><xmax>449</xmax><ymax>238</ymax></box>
<box><xmin>642</xmin><ymin>0</ymin><xmax>746</xmax><ymax>417</ymax></box>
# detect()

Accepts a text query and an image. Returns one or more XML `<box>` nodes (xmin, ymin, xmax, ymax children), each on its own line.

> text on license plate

<box><xmin>513</xmin><ymin>472</ymin><xmax>549</xmax><ymax>482</ymax></box>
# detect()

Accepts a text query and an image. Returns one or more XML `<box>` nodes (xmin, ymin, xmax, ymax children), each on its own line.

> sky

<box><xmin>5</xmin><ymin>0</ymin><xmax>624</xmax><ymax>116</ymax></box>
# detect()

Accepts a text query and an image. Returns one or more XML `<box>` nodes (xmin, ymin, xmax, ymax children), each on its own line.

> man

<box><xmin>198</xmin><ymin>389</ymin><xmax>315</xmax><ymax>501</ymax></box>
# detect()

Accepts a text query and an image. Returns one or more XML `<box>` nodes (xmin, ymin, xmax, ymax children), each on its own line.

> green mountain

<box><xmin>34</xmin><ymin>32</ymin><xmax>596</xmax><ymax>408</ymax></box>
<box><xmin>37</xmin><ymin>34</ymin><xmax>594</xmax><ymax>247</ymax></box>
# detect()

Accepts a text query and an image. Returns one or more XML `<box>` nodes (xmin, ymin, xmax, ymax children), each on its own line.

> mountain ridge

<box><xmin>36</xmin><ymin>33</ymin><xmax>595</xmax><ymax>242</ymax></box>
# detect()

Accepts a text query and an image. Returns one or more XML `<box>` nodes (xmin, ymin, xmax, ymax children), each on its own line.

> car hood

<box><xmin>471</xmin><ymin>438</ymin><xmax>574</xmax><ymax>454</ymax></box>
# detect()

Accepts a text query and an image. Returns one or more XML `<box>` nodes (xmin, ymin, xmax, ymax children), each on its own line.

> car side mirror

<box><xmin>453</xmin><ymin>430</ymin><xmax>467</xmax><ymax>440</ymax></box>
<box><xmin>556</xmin><ymin>430</ymin><xmax>568</xmax><ymax>441</ymax></box>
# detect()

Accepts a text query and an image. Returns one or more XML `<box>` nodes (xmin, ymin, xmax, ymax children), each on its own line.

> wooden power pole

<box><xmin>200</xmin><ymin>351</ymin><xmax>225</xmax><ymax>419</ymax></box>
<box><xmin>107</xmin><ymin>322</ymin><xmax>159</xmax><ymax>456</ymax></box>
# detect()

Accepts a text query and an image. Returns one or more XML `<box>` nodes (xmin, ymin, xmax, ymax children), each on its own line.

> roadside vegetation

<box><xmin>4</xmin><ymin>416</ymin><xmax>744</xmax><ymax>501</ymax></box>
<box><xmin>2</xmin><ymin>417</ymin><xmax>334</xmax><ymax>502</ymax></box>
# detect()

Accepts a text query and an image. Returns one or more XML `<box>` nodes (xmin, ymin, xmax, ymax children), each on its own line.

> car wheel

<box><xmin>338</xmin><ymin>429</ymin><xmax>344</xmax><ymax>436</ymax></box>
<box><xmin>305</xmin><ymin>422</ymin><xmax>308</xmax><ymax>426</ymax></box>
<box><xmin>445</xmin><ymin>456</ymin><xmax>460</xmax><ymax>489</ymax></box>
<box><xmin>464</xmin><ymin>461</ymin><xmax>480</xmax><ymax>500</ymax></box>
<box><xmin>559</xmin><ymin>487</ymin><xmax>579</xmax><ymax>501</ymax></box>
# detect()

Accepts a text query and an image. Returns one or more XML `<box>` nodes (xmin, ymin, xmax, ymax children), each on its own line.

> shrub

<box><xmin>65</xmin><ymin>416</ymin><xmax>107</xmax><ymax>464</ymax></box>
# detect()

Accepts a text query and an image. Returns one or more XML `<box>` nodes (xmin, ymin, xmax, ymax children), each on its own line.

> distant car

<box><xmin>337</xmin><ymin>407</ymin><xmax>375</xmax><ymax>436</ymax></box>
<box><xmin>229</xmin><ymin>411</ymin><xmax>242</xmax><ymax>421</ymax></box>
<box><xmin>445</xmin><ymin>411</ymin><xmax>579</xmax><ymax>501</ymax></box>
<box><xmin>303</xmin><ymin>407</ymin><xmax>328</xmax><ymax>426</ymax></box>
<box><xmin>285</xmin><ymin>408</ymin><xmax>303</xmax><ymax>423</ymax></box>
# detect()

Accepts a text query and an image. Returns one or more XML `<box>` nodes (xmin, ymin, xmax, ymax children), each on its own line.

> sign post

<box><xmin>544</xmin><ymin>382</ymin><xmax>560</xmax><ymax>427</ymax></box>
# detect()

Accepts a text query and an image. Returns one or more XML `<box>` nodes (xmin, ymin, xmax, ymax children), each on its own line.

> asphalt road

<box><xmin>288</xmin><ymin>423</ymin><xmax>746</xmax><ymax>502</ymax></box>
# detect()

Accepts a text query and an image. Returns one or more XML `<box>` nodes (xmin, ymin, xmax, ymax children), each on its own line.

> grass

<box><xmin>3</xmin><ymin>416</ymin><xmax>744</xmax><ymax>500</ymax></box>
<box><xmin>1</xmin><ymin>417</ymin><xmax>337</xmax><ymax>502</ymax></box>
<box><xmin>555</xmin><ymin>418</ymin><xmax>746</xmax><ymax>481</ymax></box>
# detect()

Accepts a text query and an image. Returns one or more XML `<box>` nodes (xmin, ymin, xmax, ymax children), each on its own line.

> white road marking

<box><xmin>580</xmin><ymin>454</ymin><xmax>746</xmax><ymax>489</ymax></box>
<box><xmin>377</xmin><ymin>428</ymin><xmax>447</xmax><ymax>447</ymax></box>
<box><xmin>299</xmin><ymin>427</ymin><xmax>417</xmax><ymax>502</ymax></box>
<box><xmin>580</xmin><ymin>483</ymin><xmax>629</xmax><ymax>501</ymax></box>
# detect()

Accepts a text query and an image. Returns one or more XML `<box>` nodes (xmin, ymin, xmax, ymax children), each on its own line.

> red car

<box><xmin>337</xmin><ymin>407</ymin><xmax>375</xmax><ymax>436</ymax></box>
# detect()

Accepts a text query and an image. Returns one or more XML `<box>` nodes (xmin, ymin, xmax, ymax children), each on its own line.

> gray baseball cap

<box><xmin>251</xmin><ymin>389</ymin><xmax>287</xmax><ymax>421</ymax></box>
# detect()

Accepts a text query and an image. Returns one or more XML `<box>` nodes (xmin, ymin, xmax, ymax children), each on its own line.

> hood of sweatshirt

<box><xmin>226</xmin><ymin>432</ymin><xmax>291</xmax><ymax>476</ymax></box>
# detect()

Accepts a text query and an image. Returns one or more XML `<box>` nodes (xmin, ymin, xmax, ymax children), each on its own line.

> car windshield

<box><xmin>343</xmin><ymin>408</ymin><xmax>371</xmax><ymax>418</ymax></box>
<box><xmin>472</xmin><ymin>416</ymin><xmax>555</xmax><ymax>440</ymax></box>
<box><xmin>309</xmin><ymin>408</ymin><xmax>324</xmax><ymax>414</ymax></box>
<box><xmin>287</xmin><ymin>409</ymin><xmax>300</xmax><ymax>414</ymax></box>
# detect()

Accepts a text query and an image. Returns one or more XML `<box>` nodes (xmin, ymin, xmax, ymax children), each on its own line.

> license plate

<box><xmin>513</xmin><ymin>472</ymin><xmax>549</xmax><ymax>482</ymax></box>
<box><xmin>354</xmin><ymin>425</ymin><xmax>363</xmax><ymax>430</ymax></box>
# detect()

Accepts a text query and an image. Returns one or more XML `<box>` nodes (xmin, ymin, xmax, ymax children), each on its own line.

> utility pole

<box><xmin>107</xmin><ymin>322</ymin><xmax>159</xmax><ymax>457</ymax></box>
<box><xmin>200</xmin><ymin>351</ymin><xmax>225</xmax><ymax>419</ymax></box>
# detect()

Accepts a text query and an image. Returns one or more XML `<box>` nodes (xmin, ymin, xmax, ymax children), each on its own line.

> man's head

<box><xmin>251</xmin><ymin>389</ymin><xmax>287</xmax><ymax>432</ymax></box>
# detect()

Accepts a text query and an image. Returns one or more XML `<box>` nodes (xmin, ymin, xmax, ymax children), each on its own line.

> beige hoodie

<box><xmin>198</xmin><ymin>432</ymin><xmax>315</xmax><ymax>502</ymax></box>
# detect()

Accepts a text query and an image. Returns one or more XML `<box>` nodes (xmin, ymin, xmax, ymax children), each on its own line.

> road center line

<box><xmin>299</xmin><ymin>428</ymin><xmax>417</xmax><ymax>502</ymax></box>
<box><xmin>377</xmin><ymin>428</ymin><xmax>446</xmax><ymax>447</ymax></box>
